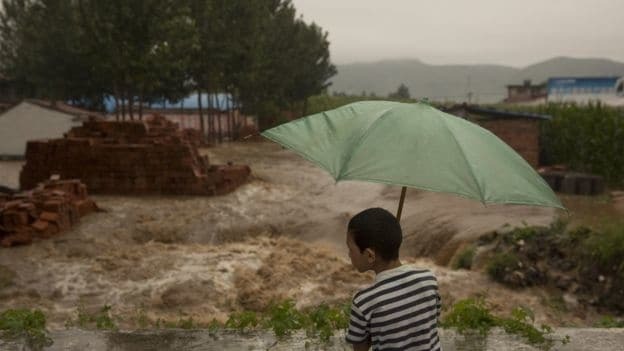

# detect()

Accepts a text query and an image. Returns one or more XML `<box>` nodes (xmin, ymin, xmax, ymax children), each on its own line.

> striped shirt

<box><xmin>346</xmin><ymin>265</ymin><xmax>442</xmax><ymax>351</ymax></box>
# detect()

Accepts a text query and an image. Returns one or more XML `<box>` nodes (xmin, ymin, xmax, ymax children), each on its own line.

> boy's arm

<box><xmin>351</xmin><ymin>338</ymin><xmax>371</xmax><ymax>351</ymax></box>
<box><xmin>345</xmin><ymin>303</ymin><xmax>370</xmax><ymax>349</ymax></box>
<box><xmin>436</xmin><ymin>291</ymin><xmax>442</xmax><ymax>319</ymax></box>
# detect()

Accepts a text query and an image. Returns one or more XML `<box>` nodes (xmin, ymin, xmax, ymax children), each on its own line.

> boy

<box><xmin>345</xmin><ymin>208</ymin><xmax>441</xmax><ymax>351</ymax></box>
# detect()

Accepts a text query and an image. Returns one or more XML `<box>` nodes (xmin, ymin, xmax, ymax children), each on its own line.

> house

<box><xmin>104</xmin><ymin>92</ymin><xmax>257</xmax><ymax>141</ymax></box>
<box><xmin>547</xmin><ymin>76</ymin><xmax>624</xmax><ymax>106</ymax></box>
<box><xmin>504</xmin><ymin>80</ymin><xmax>547</xmax><ymax>104</ymax></box>
<box><xmin>445</xmin><ymin>104</ymin><xmax>551</xmax><ymax>168</ymax></box>
<box><xmin>0</xmin><ymin>100</ymin><xmax>102</xmax><ymax>159</ymax></box>
<box><xmin>0</xmin><ymin>74</ymin><xmax>18</xmax><ymax>113</ymax></box>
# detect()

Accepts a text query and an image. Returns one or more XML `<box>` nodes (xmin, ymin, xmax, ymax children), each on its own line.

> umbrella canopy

<box><xmin>261</xmin><ymin>100</ymin><xmax>564</xmax><ymax>213</ymax></box>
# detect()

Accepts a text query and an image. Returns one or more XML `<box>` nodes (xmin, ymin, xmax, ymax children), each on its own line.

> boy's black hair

<box><xmin>347</xmin><ymin>207</ymin><xmax>402</xmax><ymax>261</ymax></box>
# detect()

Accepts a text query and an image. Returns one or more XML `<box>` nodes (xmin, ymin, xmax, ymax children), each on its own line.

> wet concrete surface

<box><xmin>1</xmin><ymin>328</ymin><xmax>623</xmax><ymax>351</ymax></box>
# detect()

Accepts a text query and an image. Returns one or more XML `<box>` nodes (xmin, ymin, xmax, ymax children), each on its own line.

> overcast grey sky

<box><xmin>291</xmin><ymin>0</ymin><xmax>624</xmax><ymax>67</ymax></box>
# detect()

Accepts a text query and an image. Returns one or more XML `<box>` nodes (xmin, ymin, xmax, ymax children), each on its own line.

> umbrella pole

<box><xmin>396</xmin><ymin>187</ymin><xmax>407</xmax><ymax>222</ymax></box>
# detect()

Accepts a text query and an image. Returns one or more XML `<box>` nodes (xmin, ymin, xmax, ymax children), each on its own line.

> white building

<box><xmin>547</xmin><ymin>76</ymin><xmax>624</xmax><ymax>106</ymax></box>
<box><xmin>0</xmin><ymin>100</ymin><xmax>100</xmax><ymax>159</ymax></box>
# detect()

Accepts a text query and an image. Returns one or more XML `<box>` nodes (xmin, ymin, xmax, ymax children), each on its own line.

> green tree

<box><xmin>389</xmin><ymin>83</ymin><xmax>410</xmax><ymax>100</ymax></box>
<box><xmin>237</xmin><ymin>0</ymin><xmax>335</xmax><ymax>130</ymax></box>
<box><xmin>0</xmin><ymin>0</ymin><xmax>337</xmax><ymax>132</ymax></box>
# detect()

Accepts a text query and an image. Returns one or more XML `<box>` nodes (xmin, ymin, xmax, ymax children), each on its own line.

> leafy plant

<box><xmin>304</xmin><ymin>303</ymin><xmax>350</xmax><ymax>342</ymax></box>
<box><xmin>440</xmin><ymin>298</ymin><xmax>497</xmax><ymax>335</ymax></box>
<box><xmin>498</xmin><ymin>307</ymin><xmax>551</xmax><ymax>346</ymax></box>
<box><xmin>0</xmin><ymin>309</ymin><xmax>52</xmax><ymax>351</ymax></box>
<box><xmin>262</xmin><ymin>300</ymin><xmax>306</xmax><ymax>338</ymax></box>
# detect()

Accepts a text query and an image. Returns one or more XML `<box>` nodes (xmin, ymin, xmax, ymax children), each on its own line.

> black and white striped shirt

<box><xmin>346</xmin><ymin>265</ymin><xmax>442</xmax><ymax>351</ymax></box>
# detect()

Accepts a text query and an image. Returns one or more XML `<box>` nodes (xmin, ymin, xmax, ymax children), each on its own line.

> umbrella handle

<box><xmin>396</xmin><ymin>187</ymin><xmax>407</xmax><ymax>222</ymax></box>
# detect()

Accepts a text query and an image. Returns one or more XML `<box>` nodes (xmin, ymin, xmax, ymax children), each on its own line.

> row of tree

<box><xmin>0</xmin><ymin>0</ymin><xmax>336</xmax><ymax>133</ymax></box>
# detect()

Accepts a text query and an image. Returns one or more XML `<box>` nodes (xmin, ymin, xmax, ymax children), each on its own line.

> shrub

<box><xmin>538</xmin><ymin>103</ymin><xmax>624</xmax><ymax>186</ymax></box>
<box><xmin>486</xmin><ymin>253</ymin><xmax>520</xmax><ymax>284</ymax></box>
<box><xmin>581</xmin><ymin>224</ymin><xmax>624</xmax><ymax>272</ymax></box>
<box><xmin>452</xmin><ymin>246</ymin><xmax>476</xmax><ymax>270</ymax></box>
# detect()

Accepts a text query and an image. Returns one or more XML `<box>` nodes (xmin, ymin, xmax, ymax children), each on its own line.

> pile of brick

<box><xmin>0</xmin><ymin>179</ymin><xmax>97</xmax><ymax>247</ymax></box>
<box><xmin>19</xmin><ymin>115</ymin><xmax>250</xmax><ymax>195</ymax></box>
<box><xmin>538</xmin><ymin>166</ymin><xmax>604</xmax><ymax>195</ymax></box>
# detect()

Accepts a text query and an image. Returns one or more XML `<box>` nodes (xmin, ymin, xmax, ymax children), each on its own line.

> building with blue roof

<box><xmin>103</xmin><ymin>92</ymin><xmax>256</xmax><ymax>141</ymax></box>
<box><xmin>103</xmin><ymin>93</ymin><xmax>237</xmax><ymax>113</ymax></box>
<box><xmin>547</xmin><ymin>76</ymin><xmax>624</xmax><ymax>105</ymax></box>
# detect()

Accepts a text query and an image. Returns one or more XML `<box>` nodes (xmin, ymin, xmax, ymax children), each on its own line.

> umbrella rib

<box><xmin>337</xmin><ymin>107</ymin><xmax>395</xmax><ymax>179</ymax></box>
<box><xmin>439</xmin><ymin>115</ymin><xmax>486</xmax><ymax>204</ymax></box>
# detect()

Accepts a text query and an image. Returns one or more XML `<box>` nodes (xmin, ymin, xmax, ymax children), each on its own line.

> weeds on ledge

<box><xmin>65</xmin><ymin>305</ymin><xmax>117</xmax><ymax>330</ymax></box>
<box><xmin>441</xmin><ymin>298</ymin><xmax>569</xmax><ymax>350</ymax></box>
<box><xmin>225</xmin><ymin>300</ymin><xmax>350</xmax><ymax>343</ymax></box>
<box><xmin>0</xmin><ymin>309</ymin><xmax>52</xmax><ymax>351</ymax></box>
<box><xmin>596</xmin><ymin>316</ymin><xmax>624</xmax><ymax>328</ymax></box>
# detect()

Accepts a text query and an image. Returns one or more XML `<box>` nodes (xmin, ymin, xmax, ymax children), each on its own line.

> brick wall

<box><xmin>477</xmin><ymin>119</ymin><xmax>540</xmax><ymax>168</ymax></box>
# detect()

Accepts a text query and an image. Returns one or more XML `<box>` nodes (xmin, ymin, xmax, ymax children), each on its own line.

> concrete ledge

<box><xmin>1</xmin><ymin>328</ymin><xmax>623</xmax><ymax>350</ymax></box>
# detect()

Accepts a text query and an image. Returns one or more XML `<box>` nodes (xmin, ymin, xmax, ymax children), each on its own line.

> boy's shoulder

<box><xmin>353</xmin><ymin>265</ymin><xmax>437</xmax><ymax>305</ymax></box>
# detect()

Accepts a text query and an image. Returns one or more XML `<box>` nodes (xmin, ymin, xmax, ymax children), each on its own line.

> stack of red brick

<box><xmin>19</xmin><ymin>115</ymin><xmax>250</xmax><ymax>195</ymax></box>
<box><xmin>0</xmin><ymin>179</ymin><xmax>97</xmax><ymax>247</ymax></box>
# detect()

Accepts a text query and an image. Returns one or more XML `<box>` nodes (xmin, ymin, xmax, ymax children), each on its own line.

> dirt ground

<box><xmin>0</xmin><ymin>142</ymin><xmax>619</xmax><ymax>329</ymax></box>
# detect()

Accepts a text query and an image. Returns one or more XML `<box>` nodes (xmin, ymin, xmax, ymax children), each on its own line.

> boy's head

<box><xmin>346</xmin><ymin>207</ymin><xmax>402</xmax><ymax>272</ymax></box>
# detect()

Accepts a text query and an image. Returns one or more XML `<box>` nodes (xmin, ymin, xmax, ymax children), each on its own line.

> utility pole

<box><xmin>466</xmin><ymin>75</ymin><xmax>473</xmax><ymax>104</ymax></box>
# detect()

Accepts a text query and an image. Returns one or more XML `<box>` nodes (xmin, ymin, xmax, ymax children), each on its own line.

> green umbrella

<box><xmin>261</xmin><ymin>100</ymin><xmax>564</xmax><ymax>220</ymax></box>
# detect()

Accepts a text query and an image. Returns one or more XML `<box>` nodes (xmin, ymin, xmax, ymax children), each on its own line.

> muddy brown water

<box><xmin>0</xmin><ymin>142</ymin><xmax>620</xmax><ymax>329</ymax></box>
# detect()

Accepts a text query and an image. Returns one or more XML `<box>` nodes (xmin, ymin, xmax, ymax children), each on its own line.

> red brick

<box><xmin>40</xmin><ymin>211</ymin><xmax>59</xmax><ymax>222</ymax></box>
<box><xmin>31</xmin><ymin>220</ymin><xmax>49</xmax><ymax>232</ymax></box>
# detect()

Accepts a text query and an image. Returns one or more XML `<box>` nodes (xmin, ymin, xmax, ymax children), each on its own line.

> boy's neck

<box><xmin>373</xmin><ymin>259</ymin><xmax>402</xmax><ymax>275</ymax></box>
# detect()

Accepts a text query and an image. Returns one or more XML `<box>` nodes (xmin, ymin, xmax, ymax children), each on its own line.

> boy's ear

<box><xmin>364</xmin><ymin>248</ymin><xmax>376</xmax><ymax>263</ymax></box>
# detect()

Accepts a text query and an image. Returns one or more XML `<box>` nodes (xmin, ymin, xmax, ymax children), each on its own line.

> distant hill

<box><xmin>331</xmin><ymin>57</ymin><xmax>624</xmax><ymax>103</ymax></box>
